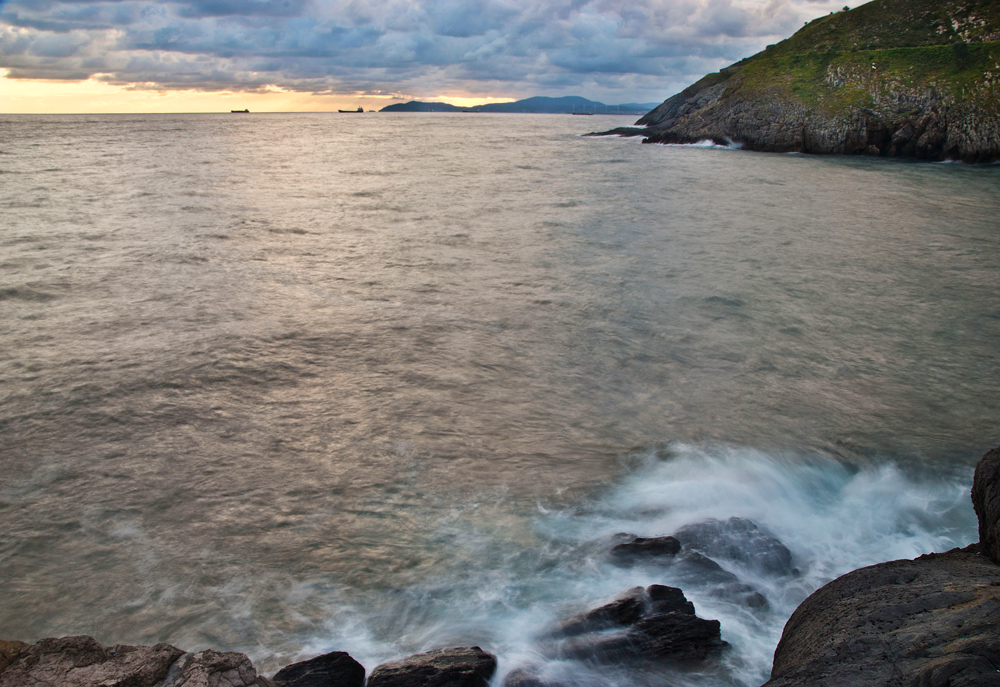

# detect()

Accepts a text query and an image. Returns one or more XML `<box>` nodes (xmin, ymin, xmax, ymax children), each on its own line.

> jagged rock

<box><xmin>761</xmin><ymin>545</ymin><xmax>1000</xmax><ymax>687</ymax></box>
<box><xmin>366</xmin><ymin>647</ymin><xmax>497</xmax><ymax>687</ymax></box>
<box><xmin>674</xmin><ymin>517</ymin><xmax>795</xmax><ymax>577</ymax></box>
<box><xmin>609</xmin><ymin>535</ymin><xmax>681</xmax><ymax>564</ymax></box>
<box><xmin>549</xmin><ymin>585</ymin><xmax>726</xmax><ymax>664</ymax></box>
<box><xmin>666</xmin><ymin>551</ymin><xmax>770</xmax><ymax>609</ymax></box>
<box><xmin>0</xmin><ymin>635</ymin><xmax>184</xmax><ymax>687</ymax></box>
<box><xmin>0</xmin><ymin>637</ymin><xmax>272</xmax><ymax>687</ymax></box>
<box><xmin>147</xmin><ymin>648</ymin><xmax>273</xmax><ymax>687</ymax></box>
<box><xmin>971</xmin><ymin>444</ymin><xmax>1000</xmax><ymax>564</ymax></box>
<box><xmin>271</xmin><ymin>650</ymin><xmax>365</xmax><ymax>687</ymax></box>
<box><xmin>550</xmin><ymin>587</ymin><xmax>647</xmax><ymax>638</ymax></box>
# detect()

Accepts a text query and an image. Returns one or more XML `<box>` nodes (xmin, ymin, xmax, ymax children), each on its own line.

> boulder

<box><xmin>271</xmin><ymin>651</ymin><xmax>365</xmax><ymax>687</ymax></box>
<box><xmin>762</xmin><ymin>545</ymin><xmax>1000</xmax><ymax>687</ymax></box>
<box><xmin>366</xmin><ymin>647</ymin><xmax>497</xmax><ymax>687</ymax></box>
<box><xmin>550</xmin><ymin>585</ymin><xmax>726</xmax><ymax>664</ymax></box>
<box><xmin>0</xmin><ymin>635</ymin><xmax>184</xmax><ymax>687</ymax></box>
<box><xmin>674</xmin><ymin>517</ymin><xmax>795</xmax><ymax>576</ymax></box>
<box><xmin>609</xmin><ymin>535</ymin><xmax>681</xmax><ymax>564</ymax></box>
<box><xmin>670</xmin><ymin>552</ymin><xmax>769</xmax><ymax>609</ymax></box>
<box><xmin>971</xmin><ymin>444</ymin><xmax>1000</xmax><ymax>564</ymax></box>
<box><xmin>761</xmin><ymin>444</ymin><xmax>1000</xmax><ymax>687</ymax></box>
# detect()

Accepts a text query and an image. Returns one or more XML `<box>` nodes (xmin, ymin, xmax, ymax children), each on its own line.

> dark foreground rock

<box><xmin>367</xmin><ymin>647</ymin><xmax>497</xmax><ymax>687</ymax></box>
<box><xmin>762</xmin><ymin>545</ymin><xmax>1000</xmax><ymax>687</ymax></box>
<box><xmin>272</xmin><ymin>650</ymin><xmax>366</xmax><ymax>687</ymax></box>
<box><xmin>0</xmin><ymin>635</ymin><xmax>273</xmax><ymax>687</ymax></box>
<box><xmin>972</xmin><ymin>444</ymin><xmax>1000</xmax><ymax>564</ymax></box>
<box><xmin>548</xmin><ymin>585</ymin><xmax>727</xmax><ymax>664</ymax></box>
<box><xmin>761</xmin><ymin>443</ymin><xmax>1000</xmax><ymax>687</ymax></box>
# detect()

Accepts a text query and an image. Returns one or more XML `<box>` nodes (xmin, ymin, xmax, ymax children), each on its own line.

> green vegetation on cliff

<box><xmin>636</xmin><ymin>0</ymin><xmax>1000</xmax><ymax>161</ymax></box>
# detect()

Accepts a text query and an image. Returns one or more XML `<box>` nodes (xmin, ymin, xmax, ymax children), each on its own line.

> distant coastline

<box><xmin>380</xmin><ymin>95</ymin><xmax>658</xmax><ymax>114</ymax></box>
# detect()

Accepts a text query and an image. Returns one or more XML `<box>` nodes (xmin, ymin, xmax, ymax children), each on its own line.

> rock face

<box><xmin>971</xmin><ymin>444</ymin><xmax>1000</xmax><ymax>564</ymax></box>
<box><xmin>619</xmin><ymin>0</ymin><xmax>1000</xmax><ymax>162</ymax></box>
<box><xmin>0</xmin><ymin>636</ymin><xmax>273</xmax><ymax>687</ymax></box>
<box><xmin>366</xmin><ymin>647</ymin><xmax>497</xmax><ymax>687</ymax></box>
<box><xmin>761</xmin><ymin>443</ymin><xmax>1000</xmax><ymax>687</ymax></box>
<box><xmin>762</xmin><ymin>545</ymin><xmax>1000</xmax><ymax>687</ymax></box>
<box><xmin>271</xmin><ymin>651</ymin><xmax>366</xmax><ymax>687</ymax></box>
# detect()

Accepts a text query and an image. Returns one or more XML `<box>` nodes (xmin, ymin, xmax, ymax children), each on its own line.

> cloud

<box><xmin>0</xmin><ymin>0</ymin><xmax>851</xmax><ymax>103</ymax></box>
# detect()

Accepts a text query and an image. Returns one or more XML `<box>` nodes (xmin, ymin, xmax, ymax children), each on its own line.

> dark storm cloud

<box><xmin>0</xmin><ymin>0</ymin><xmax>847</xmax><ymax>102</ymax></box>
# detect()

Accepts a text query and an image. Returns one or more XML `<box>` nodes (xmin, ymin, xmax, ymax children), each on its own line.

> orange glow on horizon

<box><xmin>0</xmin><ymin>71</ymin><xmax>517</xmax><ymax>114</ymax></box>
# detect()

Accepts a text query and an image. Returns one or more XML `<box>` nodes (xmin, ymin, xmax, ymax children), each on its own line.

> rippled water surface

<box><xmin>1</xmin><ymin>113</ymin><xmax>998</xmax><ymax>685</ymax></box>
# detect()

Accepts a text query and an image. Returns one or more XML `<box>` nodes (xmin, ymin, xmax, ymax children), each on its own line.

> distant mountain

<box><xmin>631</xmin><ymin>0</ymin><xmax>1000</xmax><ymax>162</ymax></box>
<box><xmin>380</xmin><ymin>96</ymin><xmax>658</xmax><ymax>114</ymax></box>
<box><xmin>380</xmin><ymin>101</ymin><xmax>464</xmax><ymax>112</ymax></box>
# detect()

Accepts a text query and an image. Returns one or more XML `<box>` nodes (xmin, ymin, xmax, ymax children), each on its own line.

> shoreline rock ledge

<box><xmin>761</xmin><ymin>443</ymin><xmax>1000</xmax><ymax>687</ymax></box>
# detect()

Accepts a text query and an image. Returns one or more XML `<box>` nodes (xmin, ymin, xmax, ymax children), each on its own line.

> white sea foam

<box><xmin>298</xmin><ymin>444</ymin><xmax>976</xmax><ymax>687</ymax></box>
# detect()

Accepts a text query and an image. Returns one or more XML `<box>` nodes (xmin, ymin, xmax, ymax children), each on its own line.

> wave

<box><xmin>291</xmin><ymin>444</ymin><xmax>976</xmax><ymax>687</ymax></box>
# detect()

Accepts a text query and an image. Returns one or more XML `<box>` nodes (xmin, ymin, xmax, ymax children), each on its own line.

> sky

<box><xmin>0</xmin><ymin>0</ymin><xmax>852</xmax><ymax>113</ymax></box>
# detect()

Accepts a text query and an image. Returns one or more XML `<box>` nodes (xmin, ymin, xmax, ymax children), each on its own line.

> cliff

<box><xmin>632</xmin><ymin>0</ymin><xmax>1000</xmax><ymax>162</ymax></box>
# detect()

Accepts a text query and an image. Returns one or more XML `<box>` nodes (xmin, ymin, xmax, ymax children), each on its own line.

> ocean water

<box><xmin>1</xmin><ymin>112</ymin><xmax>998</xmax><ymax>686</ymax></box>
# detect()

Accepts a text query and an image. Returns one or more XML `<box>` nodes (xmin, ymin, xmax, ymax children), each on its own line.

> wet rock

<box><xmin>674</xmin><ymin>517</ymin><xmax>794</xmax><ymax>576</ymax></box>
<box><xmin>762</xmin><ymin>445</ymin><xmax>1000</xmax><ymax>687</ymax></box>
<box><xmin>646</xmin><ymin>584</ymin><xmax>695</xmax><ymax>615</ymax></box>
<box><xmin>366</xmin><ymin>647</ymin><xmax>497</xmax><ymax>687</ymax></box>
<box><xmin>0</xmin><ymin>635</ymin><xmax>185</xmax><ymax>687</ymax></box>
<box><xmin>762</xmin><ymin>545</ymin><xmax>1000</xmax><ymax>687</ymax></box>
<box><xmin>671</xmin><ymin>551</ymin><xmax>770</xmax><ymax>609</ymax></box>
<box><xmin>550</xmin><ymin>587</ymin><xmax>646</xmax><ymax>638</ymax></box>
<box><xmin>629</xmin><ymin>612</ymin><xmax>726</xmax><ymax>661</ymax></box>
<box><xmin>971</xmin><ymin>444</ymin><xmax>1000</xmax><ymax>564</ymax></box>
<box><xmin>609</xmin><ymin>535</ymin><xmax>681</xmax><ymax>564</ymax></box>
<box><xmin>551</xmin><ymin>585</ymin><xmax>726</xmax><ymax>664</ymax></box>
<box><xmin>271</xmin><ymin>650</ymin><xmax>365</xmax><ymax>687</ymax></box>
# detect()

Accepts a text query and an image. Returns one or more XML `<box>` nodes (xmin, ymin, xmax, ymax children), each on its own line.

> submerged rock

<box><xmin>271</xmin><ymin>650</ymin><xmax>365</xmax><ymax>687</ymax></box>
<box><xmin>501</xmin><ymin>668</ymin><xmax>567</xmax><ymax>687</ymax></box>
<box><xmin>674</xmin><ymin>517</ymin><xmax>795</xmax><ymax>577</ymax></box>
<box><xmin>608</xmin><ymin>535</ymin><xmax>681</xmax><ymax>564</ymax></box>
<box><xmin>367</xmin><ymin>647</ymin><xmax>497</xmax><ymax>687</ymax></box>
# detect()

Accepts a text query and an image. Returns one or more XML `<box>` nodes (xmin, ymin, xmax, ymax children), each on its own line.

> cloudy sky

<box><xmin>0</xmin><ymin>0</ymin><xmax>850</xmax><ymax>112</ymax></box>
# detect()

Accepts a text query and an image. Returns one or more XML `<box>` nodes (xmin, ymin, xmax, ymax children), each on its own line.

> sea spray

<box><xmin>294</xmin><ymin>444</ymin><xmax>976</xmax><ymax>687</ymax></box>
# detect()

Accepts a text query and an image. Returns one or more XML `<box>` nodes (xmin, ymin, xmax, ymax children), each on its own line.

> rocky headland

<box><xmin>2</xmin><ymin>444</ymin><xmax>998</xmax><ymax>686</ymax></box>
<box><xmin>596</xmin><ymin>0</ymin><xmax>1000</xmax><ymax>163</ymax></box>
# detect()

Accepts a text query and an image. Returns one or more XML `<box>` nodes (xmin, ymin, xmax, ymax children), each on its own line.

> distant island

<box><xmin>598</xmin><ymin>0</ymin><xmax>1000</xmax><ymax>163</ymax></box>
<box><xmin>381</xmin><ymin>96</ymin><xmax>659</xmax><ymax>114</ymax></box>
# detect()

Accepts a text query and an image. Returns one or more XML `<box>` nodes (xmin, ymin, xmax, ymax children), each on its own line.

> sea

<box><xmin>1</xmin><ymin>112</ymin><xmax>998</xmax><ymax>686</ymax></box>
